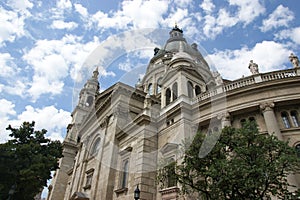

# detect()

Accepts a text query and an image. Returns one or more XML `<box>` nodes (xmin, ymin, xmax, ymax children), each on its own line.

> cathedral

<box><xmin>48</xmin><ymin>26</ymin><xmax>300</xmax><ymax>200</ymax></box>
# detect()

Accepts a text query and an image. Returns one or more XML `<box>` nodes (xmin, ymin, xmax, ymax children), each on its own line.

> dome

<box><xmin>171</xmin><ymin>51</ymin><xmax>193</xmax><ymax>62</ymax></box>
<box><xmin>160</xmin><ymin>26</ymin><xmax>209</xmax><ymax>68</ymax></box>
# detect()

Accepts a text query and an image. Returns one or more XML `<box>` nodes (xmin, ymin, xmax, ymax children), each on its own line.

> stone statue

<box><xmin>213</xmin><ymin>71</ymin><xmax>223</xmax><ymax>86</ymax></box>
<box><xmin>289</xmin><ymin>53</ymin><xmax>299</xmax><ymax>68</ymax></box>
<box><xmin>248</xmin><ymin>60</ymin><xmax>259</xmax><ymax>75</ymax></box>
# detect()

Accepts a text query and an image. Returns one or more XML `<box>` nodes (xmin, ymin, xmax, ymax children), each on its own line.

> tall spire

<box><xmin>92</xmin><ymin>66</ymin><xmax>99</xmax><ymax>79</ymax></box>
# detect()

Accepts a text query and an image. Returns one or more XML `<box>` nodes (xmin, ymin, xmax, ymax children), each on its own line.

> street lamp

<box><xmin>134</xmin><ymin>184</ymin><xmax>140</xmax><ymax>200</ymax></box>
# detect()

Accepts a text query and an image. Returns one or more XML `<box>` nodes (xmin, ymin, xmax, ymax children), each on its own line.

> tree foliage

<box><xmin>164</xmin><ymin>121</ymin><xmax>300</xmax><ymax>199</ymax></box>
<box><xmin>0</xmin><ymin>121</ymin><xmax>63</xmax><ymax>200</ymax></box>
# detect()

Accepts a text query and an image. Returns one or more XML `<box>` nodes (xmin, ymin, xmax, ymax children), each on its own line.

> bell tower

<box><xmin>47</xmin><ymin>67</ymin><xmax>100</xmax><ymax>200</ymax></box>
<box><xmin>67</xmin><ymin>67</ymin><xmax>100</xmax><ymax>141</ymax></box>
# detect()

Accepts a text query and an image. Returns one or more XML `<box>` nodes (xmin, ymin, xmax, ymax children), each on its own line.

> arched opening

<box><xmin>291</xmin><ymin>111</ymin><xmax>299</xmax><ymax>127</ymax></box>
<box><xmin>296</xmin><ymin>144</ymin><xmax>300</xmax><ymax>158</ymax></box>
<box><xmin>121</xmin><ymin>160</ymin><xmax>129</xmax><ymax>188</ymax></box>
<box><xmin>90</xmin><ymin>138</ymin><xmax>101</xmax><ymax>156</ymax></box>
<box><xmin>157</xmin><ymin>78</ymin><xmax>162</xmax><ymax>94</ymax></box>
<box><xmin>86</xmin><ymin>96</ymin><xmax>94</xmax><ymax>107</ymax></box>
<box><xmin>281</xmin><ymin>112</ymin><xmax>291</xmax><ymax>128</ymax></box>
<box><xmin>148</xmin><ymin>83</ymin><xmax>153</xmax><ymax>95</ymax></box>
<box><xmin>172</xmin><ymin>82</ymin><xmax>178</xmax><ymax>101</ymax></box>
<box><xmin>195</xmin><ymin>85</ymin><xmax>201</xmax><ymax>96</ymax></box>
<box><xmin>166</xmin><ymin>88</ymin><xmax>171</xmax><ymax>106</ymax></box>
<box><xmin>187</xmin><ymin>81</ymin><xmax>193</xmax><ymax>98</ymax></box>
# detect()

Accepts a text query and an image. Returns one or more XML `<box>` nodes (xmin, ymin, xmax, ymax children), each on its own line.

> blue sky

<box><xmin>1</xmin><ymin>0</ymin><xmax>300</xmax><ymax>144</ymax></box>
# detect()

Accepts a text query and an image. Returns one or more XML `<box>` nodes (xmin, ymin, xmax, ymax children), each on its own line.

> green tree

<box><xmin>0</xmin><ymin>121</ymin><xmax>63</xmax><ymax>200</ymax></box>
<box><xmin>162</xmin><ymin>121</ymin><xmax>300</xmax><ymax>200</ymax></box>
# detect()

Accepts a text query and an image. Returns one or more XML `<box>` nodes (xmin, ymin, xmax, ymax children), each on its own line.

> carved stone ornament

<box><xmin>259</xmin><ymin>101</ymin><xmax>275</xmax><ymax>112</ymax></box>
<box><xmin>217</xmin><ymin>112</ymin><xmax>230</xmax><ymax>121</ymax></box>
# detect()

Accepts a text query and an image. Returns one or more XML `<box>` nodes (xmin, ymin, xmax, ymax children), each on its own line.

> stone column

<box><xmin>218</xmin><ymin>112</ymin><xmax>231</xmax><ymax>128</ymax></box>
<box><xmin>260</xmin><ymin>101</ymin><xmax>282</xmax><ymax>140</ymax></box>
<box><xmin>161</xmin><ymin>89</ymin><xmax>166</xmax><ymax>108</ymax></box>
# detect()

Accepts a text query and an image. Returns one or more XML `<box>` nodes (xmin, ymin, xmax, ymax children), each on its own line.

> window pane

<box><xmin>122</xmin><ymin>160</ymin><xmax>129</xmax><ymax>188</ymax></box>
<box><xmin>281</xmin><ymin>112</ymin><xmax>291</xmax><ymax>128</ymax></box>
<box><xmin>291</xmin><ymin>111</ymin><xmax>299</xmax><ymax>127</ymax></box>
<box><xmin>195</xmin><ymin>85</ymin><xmax>201</xmax><ymax>96</ymax></box>
<box><xmin>172</xmin><ymin>83</ymin><xmax>178</xmax><ymax>101</ymax></box>
<box><xmin>166</xmin><ymin>88</ymin><xmax>171</xmax><ymax>105</ymax></box>
<box><xmin>90</xmin><ymin>138</ymin><xmax>101</xmax><ymax>156</ymax></box>
<box><xmin>187</xmin><ymin>81</ymin><xmax>193</xmax><ymax>98</ymax></box>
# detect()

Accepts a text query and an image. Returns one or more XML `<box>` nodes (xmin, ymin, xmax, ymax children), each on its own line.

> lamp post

<box><xmin>134</xmin><ymin>184</ymin><xmax>140</xmax><ymax>200</ymax></box>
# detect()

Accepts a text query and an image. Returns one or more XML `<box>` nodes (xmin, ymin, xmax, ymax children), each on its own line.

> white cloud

<box><xmin>228</xmin><ymin>0</ymin><xmax>265</xmax><ymax>24</ymax></box>
<box><xmin>162</xmin><ymin>8</ymin><xmax>189</xmax><ymax>28</ymax></box>
<box><xmin>74</xmin><ymin>3</ymin><xmax>88</xmax><ymax>18</ymax></box>
<box><xmin>50</xmin><ymin>0</ymin><xmax>73</xmax><ymax>19</ymax></box>
<box><xmin>118</xmin><ymin>57</ymin><xmax>132</xmax><ymax>72</ymax></box>
<box><xmin>202</xmin><ymin>0</ymin><xmax>265</xmax><ymax>39</ymax></box>
<box><xmin>56</xmin><ymin>0</ymin><xmax>72</xmax><ymax>10</ymax></box>
<box><xmin>22</xmin><ymin>35</ymin><xmax>104</xmax><ymax>100</ymax></box>
<box><xmin>275</xmin><ymin>27</ymin><xmax>300</xmax><ymax>45</ymax></box>
<box><xmin>3</xmin><ymin>80</ymin><xmax>28</xmax><ymax>97</ymax></box>
<box><xmin>0</xmin><ymin>99</ymin><xmax>16</xmax><ymax>143</ymax></box>
<box><xmin>28</xmin><ymin>76</ymin><xmax>64</xmax><ymax>100</ymax></box>
<box><xmin>260</xmin><ymin>5</ymin><xmax>294</xmax><ymax>32</ymax></box>
<box><xmin>0</xmin><ymin>53</ymin><xmax>17</xmax><ymax>77</ymax></box>
<box><xmin>0</xmin><ymin>7</ymin><xmax>26</xmax><ymax>46</ymax></box>
<box><xmin>203</xmin><ymin>9</ymin><xmax>237</xmax><ymax>39</ymax></box>
<box><xmin>0</xmin><ymin>104</ymin><xmax>71</xmax><ymax>143</ymax></box>
<box><xmin>6</xmin><ymin>0</ymin><xmax>33</xmax><ymax>13</ymax></box>
<box><xmin>209</xmin><ymin>41</ymin><xmax>289</xmax><ymax>80</ymax></box>
<box><xmin>0</xmin><ymin>99</ymin><xmax>16</xmax><ymax>118</ymax></box>
<box><xmin>174</xmin><ymin>0</ymin><xmax>193</xmax><ymax>8</ymax></box>
<box><xmin>15</xmin><ymin>105</ymin><xmax>71</xmax><ymax>141</ymax></box>
<box><xmin>200</xmin><ymin>0</ymin><xmax>215</xmax><ymax>14</ymax></box>
<box><xmin>50</xmin><ymin>20</ymin><xmax>78</xmax><ymax>30</ymax></box>
<box><xmin>77</xmin><ymin>0</ymin><xmax>169</xmax><ymax>30</ymax></box>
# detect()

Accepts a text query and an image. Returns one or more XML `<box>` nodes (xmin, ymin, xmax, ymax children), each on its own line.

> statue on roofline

<box><xmin>289</xmin><ymin>53</ymin><xmax>299</xmax><ymax>68</ymax></box>
<box><xmin>248</xmin><ymin>60</ymin><xmax>259</xmax><ymax>75</ymax></box>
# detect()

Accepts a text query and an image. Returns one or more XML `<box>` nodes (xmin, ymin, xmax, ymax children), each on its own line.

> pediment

<box><xmin>160</xmin><ymin>143</ymin><xmax>179</xmax><ymax>155</ymax></box>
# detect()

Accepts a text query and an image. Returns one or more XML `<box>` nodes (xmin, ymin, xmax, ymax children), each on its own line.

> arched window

<box><xmin>166</xmin><ymin>88</ymin><xmax>171</xmax><ymax>106</ymax></box>
<box><xmin>187</xmin><ymin>81</ymin><xmax>193</xmax><ymax>98</ymax></box>
<box><xmin>148</xmin><ymin>83</ymin><xmax>153</xmax><ymax>95</ymax></box>
<box><xmin>195</xmin><ymin>85</ymin><xmax>201</xmax><ymax>96</ymax></box>
<box><xmin>296</xmin><ymin>144</ymin><xmax>300</xmax><ymax>158</ymax></box>
<box><xmin>86</xmin><ymin>96</ymin><xmax>93</xmax><ymax>107</ymax></box>
<box><xmin>172</xmin><ymin>82</ymin><xmax>178</xmax><ymax>101</ymax></box>
<box><xmin>281</xmin><ymin>112</ymin><xmax>291</xmax><ymax>128</ymax></box>
<box><xmin>121</xmin><ymin>160</ymin><xmax>129</xmax><ymax>188</ymax></box>
<box><xmin>249</xmin><ymin>117</ymin><xmax>256</xmax><ymax>122</ymax></box>
<box><xmin>90</xmin><ymin>138</ymin><xmax>101</xmax><ymax>156</ymax></box>
<box><xmin>290</xmin><ymin>111</ymin><xmax>299</xmax><ymax>127</ymax></box>
<box><xmin>157</xmin><ymin>78</ymin><xmax>162</xmax><ymax>94</ymax></box>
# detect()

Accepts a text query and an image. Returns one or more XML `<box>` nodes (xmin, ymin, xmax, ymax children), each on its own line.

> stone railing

<box><xmin>261</xmin><ymin>69</ymin><xmax>297</xmax><ymax>81</ymax></box>
<box><xmin>193</xmin><ymin>68</ymin><xmax>299</xmax><ymax>103</ymax></box>
<box><xmin>223</xmin><ymin>76</ymin><xmax>255</xmax><ymax>92</ymax></box>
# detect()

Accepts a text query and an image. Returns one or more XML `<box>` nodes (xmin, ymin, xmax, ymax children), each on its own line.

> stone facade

<box><xmin>48</xmin><ymin>26</ymin><xmax>300</xmax><ymax>200</ymax></box>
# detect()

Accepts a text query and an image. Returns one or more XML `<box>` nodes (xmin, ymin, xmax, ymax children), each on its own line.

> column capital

<box><xmin>260</xmin><ymin>101</ymin><xmax>275</xmax><ymax>112</ymax></box>
<box><xmin>217</xmin><ymin>111</ymin><xmax>230</xmax><ymax>121</ymax></box>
